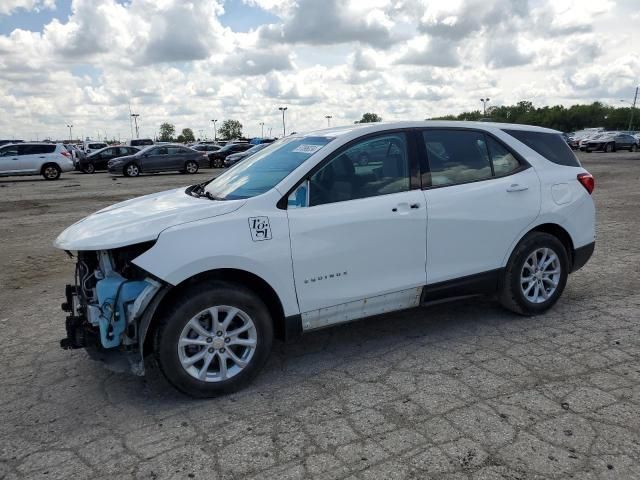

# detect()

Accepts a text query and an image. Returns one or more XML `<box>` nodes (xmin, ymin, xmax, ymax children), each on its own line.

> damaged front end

<box><xmin>60</xmin><ymin>242</ymin><xmax>165</xmax><ymax>375</ymax></box>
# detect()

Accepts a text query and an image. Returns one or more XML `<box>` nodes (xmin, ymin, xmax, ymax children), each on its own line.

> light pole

<box><xmin>268</xmin><ymin>127</ymin><xmax>273</xmax><ymax>137</ymax></box>
<box><xmin>130</xmin><ymin>113</ymin><xmax>140</xmax><ymax>138</ymax></box>
<box><xmin>259</xmin><ymin>122</ymin><xmax>265</xmax><ymax>138</ymax></box>
<box><xmin>211</xmin><ymin>119</ymin><xmax>217</xmax><ymax>142</ymax></box>
<box><xmin>66</xmin><ymin>124</ymin><xmax>73</xmax><ymax>142</ymax></box>
<box><xmin>480</xmin><ymin>98</ymin><xmax>490</xmax><ymax>116</ymax></box>
<box><xmin>325</xmin><ymin>115</ymin><xmax>332</xmax><ymax>127</ymax></box>
<box><xmin>278</xmin><ymin>106</ymin><xmax>288</xmax><ymax>137</ymax></box>
<box><xmin>621</xmin><ymin>86</ymin><xmax>639</xmax><ymax>131</ymax></box>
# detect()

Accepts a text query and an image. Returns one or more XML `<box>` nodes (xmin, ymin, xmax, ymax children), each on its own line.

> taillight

<box><xmin>61</xmin><ymin>151</ymin><xmax>71</xmax><ymax>158</ymax></box>
<box><xmin>577</xmin><ymin>172</ymin><xmax>594</xmax><ymax>194</ymax></box>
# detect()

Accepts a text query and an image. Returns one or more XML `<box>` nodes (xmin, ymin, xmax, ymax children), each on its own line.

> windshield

<box><xmin>204</xmin><ymin>136</ymin><xmax>333</xmax><ymax>200</ymax></box>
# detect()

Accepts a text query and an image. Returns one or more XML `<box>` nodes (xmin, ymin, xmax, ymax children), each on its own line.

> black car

<box><xmin>78</xmin><ymin>146</ymin><xmax>139</xmax><ymax>173</ymax></box>
<box><xmin>208</xmin><ymin>142</ymin><xmax>254</xmax><ymax>168</ymax></box>
<box><xmin>585</xmin><ymin>133</ymin><xmax>638</xmax><ymax>153</ymax></box>
<box><xmin>107</xmin><ymin>144</ymin><xmax>208</xmax><ymax>177</ymax></box>
<box><xmin>192</xmin><ymin>144</ymin><xmax>221</xmax><ymax>154</ymax></box>
<box><xmin>224</xmin><ymin>143</ymin><xmax>270</xmax><ymax>167</ymax></box>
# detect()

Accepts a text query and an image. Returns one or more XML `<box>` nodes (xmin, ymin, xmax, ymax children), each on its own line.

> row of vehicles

<box><xmin>0</xmin><ymin>138</ymin><xmax>274</xmax><ymax>180</ymax></box>
<box><xmin>565</xmin><ymin>129</ymin><xmax>640</xmax><ymax>152</ymax></box>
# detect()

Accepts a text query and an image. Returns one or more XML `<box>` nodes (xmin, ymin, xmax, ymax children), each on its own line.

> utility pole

<box><xmin>259</xmin><ymin>122</ymin><xmax>265</xmax><ymax>138</ymax></box>
<box><xmin>211</xmin><ymin>119</ymin><xmax>217</xmax><ymax>142</ymax></box>
<box><xmin>66</xmin><ymin>124</ymin><xmax>73</xmax><ymax>142</ymax></box>
<box><xmin>128</xmin><ymin>103</ymin><xmax>134</xmax><ymax>139</ymax></box>
<box><xmin>278</xmin><ymin>107</ymin><xmax>288</xmax><ymax>137</ymax></box>
<box><xmin>480</xmin><ymin>98</ymin><xmax>490</xmax><ymax>116</ymax></box>
<box><xmin>325</xmin><ymin>115</ymin><xmax>332</xmax><ymax>127</ymax></box>
<box><xmin>628</xmin><ymin>87</ymin><xmax>638</xmax><ymax>131</ymax></box>
<box><xmin>131</xmin><ymin>113</ymin><xmax>140</xmax><ymax>138</ymax></box>
<box><xmin>268</xmin><ymin>127</ymin><xmax>273</xmax><ymax>137</ymax></box>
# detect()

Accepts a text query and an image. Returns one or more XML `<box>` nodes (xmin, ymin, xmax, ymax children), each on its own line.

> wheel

<box><xmin>123</xmin><ymin>162</ymin><xmax>140</xmax><ymax>177</ymax></box>
<box><xmin>42</xmin><ymin>164</ymin><xmax>61</xmax><ymax>180</ymax></box>
<box><xmin>184</xmin><ymin>160</ymin><xmax>199</xmax><ymax>174</ymax></box>
<box><xmin>83</xmin><ymin>163</ymin><xmax>96</xmax><ymax>174</ymax></box>
<box><xmin>358</xmin><ymin>153</ymin><xmax>369</xmax><ymax>166</ymax></box>
<box><xmin>631</xmin><ymin>144</ymin><xmax>637</xmax><ymax>152</ymax></box>
<box><xmin>605</xmin><ymin>143</ymin><xmax>614</xmax><ymax>153</ymax></box>
<box><xmin>499</xmin><ymin>232</ymin><xmax>569</xmax><ymax>316</ymax></box>
<box><xmin>154</xmin><ymin>281</ymin><xmax>273</xmax><ymax>397</ymax></box>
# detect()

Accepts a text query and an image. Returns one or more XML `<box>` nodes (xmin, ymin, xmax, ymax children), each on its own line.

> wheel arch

<box><xmin>507</xmin><ymin>222</ymin><xmax>575</xmax><ymax>270</ymax></box>
<box><xmin>142</xmin><ymin>268</ymin><xmax>289</xmax><ymax>358</ymax></box>
<box><xmin>40</xmin><ymin>162</ymin><xmax>60</xmax><ymax>174</ymax></box>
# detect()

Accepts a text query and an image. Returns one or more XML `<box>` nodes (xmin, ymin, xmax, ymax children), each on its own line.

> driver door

<box><xmin>286</xmin><ymin>131</ymin><xmax>427</xmax><ymax>330</ymax></box>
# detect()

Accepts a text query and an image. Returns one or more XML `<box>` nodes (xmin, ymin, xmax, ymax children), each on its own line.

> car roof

<box><xmin>299</xmin><ymin>121</ymin><xmax>561</xmax><ymax>139</ymax></box>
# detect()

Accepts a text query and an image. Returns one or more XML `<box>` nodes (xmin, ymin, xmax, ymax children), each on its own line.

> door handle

<box><xmin>410</xmin><ymin>203</ymin><xmax>420</xmax><ymax>209</ymax></box>
<box><xmin>506</xmin><ymin>184</ymin><xmax>528</xmax><ymax>192</ymax></box>
<box><xmin>12</xmin><ymin>158</ymin><xmax>19</xmax><ymax>160</ymax></box>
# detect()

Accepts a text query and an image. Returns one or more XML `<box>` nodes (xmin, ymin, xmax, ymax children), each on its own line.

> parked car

<box><xmin>107</xmin><ymin>144</ymin><xmax>207</xmax><ymax>176</ymax></box>
<box><xmin>63</xmin><ymin>143</ymin><xmax>84</xmax><ymax>167</ymax></box>
<box><xmin>0</xmin><ymin>139</ymin><xmax>23</xmax><ymax>146</ymax></box>
<box><xmin>55</xmin><ymin>121</ymin><xmax>595</xmax><ymax>396</ymax></box>
<box><xmin>224</xmin><ymin>143</ymin><xmax>271</xmax><ymax>167</ymax></box>
<box><xmin>192</xmin><ymin>144</ymin><xmax>221</xmax><ymax>154</ymax></box>
<box><xmin>83</xmin><ymin>141</ymin><xmax>108</xmax><ymax>155</ymax></box>
<box><xmin>585</xmin><ymin>133</ymin><xmax>638</xmax><ymax>152</ymax></box>
<box><xmin>207</xmin><ymin>142</ymin><xmax>253</xmax><ymax>167</ymax></box>
<box><xmin>0</xmin><ymin>142</ymin><xmax>74</xmax><ymax>180</ymax></box>
<box><xmin>249</xmin><ymin>138</ymin><xmax>276</xmax><ymax>145</ymax></box>
<box><xmin>127</xmin><ymin>138</ymin><xmax>154</xmax><ymax>149</ymax></box>
<box><xmin>562</xmin><ymin>133</ymin><xmax>579</xmax><ymax>150</ymax></box>
<box><xmin>79</xmin><ymin>146</ymin><xmax>140</xmax><ymax>173</ymax></box>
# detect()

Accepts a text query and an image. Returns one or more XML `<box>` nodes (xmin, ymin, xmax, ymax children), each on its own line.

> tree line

<box><xmin>430</xmin><ymin>101</ymin><xmax>637</xmax><ymax>132</ymax></box>
<box><xmin>158</xmin><ymin>120</ymin><xmax>243</xmax><ymax>142</ymax></box>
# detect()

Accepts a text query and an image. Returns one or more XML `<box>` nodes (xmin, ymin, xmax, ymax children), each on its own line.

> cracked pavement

<box><xmin>1</xmin><ymin>152</ymin><xmax>639</xmax><ymax>479</ymax></box>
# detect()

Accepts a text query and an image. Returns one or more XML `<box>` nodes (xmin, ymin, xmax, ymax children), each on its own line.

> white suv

<box><xmin>55</xmin><ymin>121</ymin><xmax>596</xmax><ymax>396</ymax></box>
<box><xmin>0</xmin><ymin>143</ymin><xmax>74</xmax><ymax>180</ymax></box>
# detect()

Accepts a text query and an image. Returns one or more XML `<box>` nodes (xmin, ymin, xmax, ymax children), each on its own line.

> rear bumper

<box><xmin>572</xmin><ymin>241</ymin><xmax>595</xmax><ymax>273</ymax></box>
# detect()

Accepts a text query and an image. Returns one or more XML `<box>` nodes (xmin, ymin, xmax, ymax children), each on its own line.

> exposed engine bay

<box><xmin>60</xmin><ymin>242</ymin><xmax>163</xmax><ymax>374</ymax></box>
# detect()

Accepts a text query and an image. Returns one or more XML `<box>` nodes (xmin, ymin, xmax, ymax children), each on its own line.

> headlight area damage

<box><xmin>60</xmin><ymin>241</ymin><xmax>166</xmax><ymax>375</ymax></box>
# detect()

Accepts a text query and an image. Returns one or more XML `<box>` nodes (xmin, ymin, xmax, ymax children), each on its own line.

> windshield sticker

<box><xmin>292</xmin><ymin>144</ymin><xmax>323</xmax><ymax>154</ymax></box>
<box><xmin>249</xmin><ymin>217</ymin><xmax>272</xmax><ymax>241</ymax></box>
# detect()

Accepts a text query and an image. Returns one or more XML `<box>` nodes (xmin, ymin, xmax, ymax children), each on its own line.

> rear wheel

<box><xmin>605</xmin><ymin>143</ymin><xmax>614</xmax><ymax>153</ymax></box>
<box><xmin>154</xmin><ymin>282</ymin><xmax>273</xmax><ymax>397</ymax></box>
<box><xmin>184</xmin><ymin>160</ymin><xmax>199</xmax><ymax>174</ymax></box>
<box><xmin>42</xmin><ymin>164</ymin><xmax>61</xmax><ymax>180</ymax></box>
<box><xmin>123</xmin><ymin>162</ymin><xmax>140</xmax><ymax>177</ymax></box>
<box><xmin>83</xmin><ymin>163</ymin><xmax>96</xmax><ymax>174</ymax></box>
<box><xmin>499</xmin><ymin>232</ymin><xmax>569</xmax><ymax>315</ymax></box>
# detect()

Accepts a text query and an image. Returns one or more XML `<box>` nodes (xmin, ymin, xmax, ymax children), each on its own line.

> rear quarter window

<box><xmin>503</xmin><ymin>130</ymin><xmax>580</xmax><ymax>167</ymax></box>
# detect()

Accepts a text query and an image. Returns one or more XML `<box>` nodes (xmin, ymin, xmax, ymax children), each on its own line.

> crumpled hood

<box><xmin>54</xmin><ymin>187</ymin><xmax>245</xmax><ymax>251</ymax></box>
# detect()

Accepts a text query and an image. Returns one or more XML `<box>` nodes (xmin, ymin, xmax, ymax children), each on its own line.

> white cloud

<box><xmin>0</xmin><ymin>0</ymin><xmax>55</xmax><ymax>15</ymax></box>
<box><xmin>0</xmin><ymin>0</ymin><xmax>637</xmax><ymax>140</ymax></box>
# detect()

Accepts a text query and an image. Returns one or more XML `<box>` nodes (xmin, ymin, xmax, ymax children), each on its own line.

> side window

<box><xmin>156</xmin><ymin>147</ymin><xmax>168</xmax><ymax>155</ymax></box>
<box><xmin>503</xmin><ymin>130</ymin><xmax>580</xmax><ymax>167</ymax></box>
<box><xmin>308</xmin><ymin>133</ymin><xmax>409</xmax><ymax>206</ymax></box>
<box><xmin>422</xmin><ymin>130</ymin><xmax>492</xmax><ymax>187</ymax></box>
<box><xmin>486</xmin><ymin>137</ymin><xmax>520</xmax><ymax>176</ymax></box>
<box><xmin>0</xmin><ymin>146</ymin><xmax>18</xmax><ymax>157</ymax></box>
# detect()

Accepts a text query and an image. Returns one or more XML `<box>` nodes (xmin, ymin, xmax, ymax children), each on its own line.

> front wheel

<box><xmin>83</xmin><ymin>163</ymin><xmax>96</xmax><ymax>174</ymax></box>
<box><xmin>499</xmin><ymin>232</ymin><xmax>569</xmax><ymax>316</ymax></box>
<box><xmin>123</xmin><ymin>162</ymin><xmax>140</xmax><ymax>177</ymax></box>
<box><xmin>154</xmin><ymin>282</ymin><xmax>273</xmax><ymax>397</ymax></box>
<box><xmin>605</xmin><ymin>143</ymin><xmax>614</xmax><ymax>153</ymax></box>
<box><xmin>184</xmin><ymin>160</ymin><xmax>199</xmax><ymax>174</ymax></box>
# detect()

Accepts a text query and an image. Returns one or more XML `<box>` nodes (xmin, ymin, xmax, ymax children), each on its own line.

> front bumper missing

<box><xmin>60</xmin><ymin>279</ymin><xmax>163</xmax><ymax>376</ymax></box>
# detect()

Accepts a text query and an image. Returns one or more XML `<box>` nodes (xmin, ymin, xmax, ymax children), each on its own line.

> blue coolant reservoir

<box><xmin>95</xmin><ymin>274</ymin><xmax>149</xmax><ymax>349</ymax></box>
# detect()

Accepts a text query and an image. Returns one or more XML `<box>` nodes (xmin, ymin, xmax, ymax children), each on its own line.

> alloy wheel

<box><xmin>520</xmin><ymin>247</ymin><xmax>561</xmax><ymax>304</ymax></box>
<box><xmin>177</xmin><ymin>305</ymin><xmax>257</xmax><ymax>382</ymax></box>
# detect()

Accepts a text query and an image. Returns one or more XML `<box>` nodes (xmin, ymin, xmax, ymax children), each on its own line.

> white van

<box><xmin>83</xmin><ymin>141</ymin><xmax>108</xmax><ymax>155</ymax></box>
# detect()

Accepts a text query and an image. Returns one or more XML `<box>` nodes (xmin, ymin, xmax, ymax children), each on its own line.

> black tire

<box><xmin>123</xmin><ymin>162</ymin><xmax>140</xmax><ymax>177</ymax></box>
<box><xmin>184</xmin><ymin>160</ymin><xmax>199</xmax><ymax>174</ymax></box>
<box><xmin>154</xmin><ymin>281</ymin><xmax>273</xmax><ymax>397</ymax></box>
<box><xmin>83</xmin><ymin>163</ymin><xmax>96</xmax><ymax>174</ymax></box>
<box><xmin>41</xmin><ymin>163</ymin><xmax>61</xmax><ymax>180</ymax></box>
<box><xmin>499</xmin><ymin>232</ymin><xmax>569</xmax><ymax>316</ymax></box>
<box><xmin>605</xmin><ymin>143</ymin><xmax>614</xmax><ymax>153</ymax></box>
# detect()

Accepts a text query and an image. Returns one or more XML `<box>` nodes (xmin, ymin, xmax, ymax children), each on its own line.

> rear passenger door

<box><xmin>421</xmin><ymin>129</ymin><xmax>541</xmax><ymax>284</ymax></box>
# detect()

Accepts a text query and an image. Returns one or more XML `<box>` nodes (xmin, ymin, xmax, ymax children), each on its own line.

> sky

<box><xmin>0</xmin><ymin>0</ymin><xmax>638</xmax><ymax>141</ymax></box>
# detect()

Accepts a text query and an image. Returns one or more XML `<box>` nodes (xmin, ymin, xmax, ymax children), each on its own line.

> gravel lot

<box><xmin>1</xmin><ymin>152</ymin><xmax>639</xmax><ymax>479</ymax></box>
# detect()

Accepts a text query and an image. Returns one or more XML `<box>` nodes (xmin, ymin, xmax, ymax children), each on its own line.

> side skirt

<box><xmin>420</xmin><ymin>269</ymin><xmax>503</xmax><ymax>304</ymax></box>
